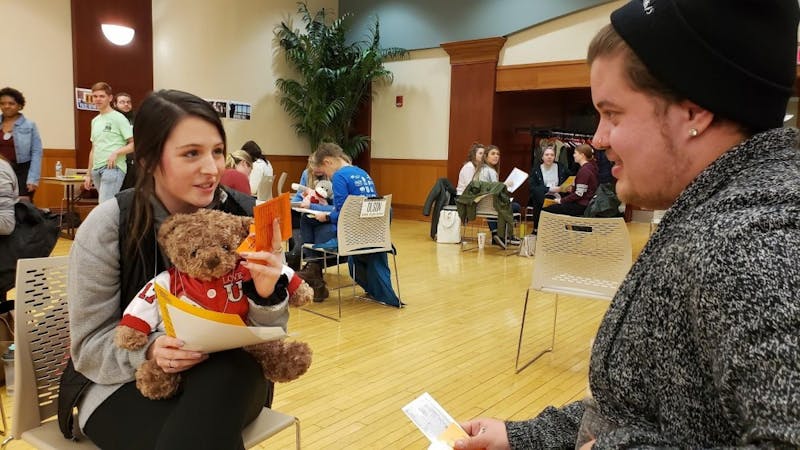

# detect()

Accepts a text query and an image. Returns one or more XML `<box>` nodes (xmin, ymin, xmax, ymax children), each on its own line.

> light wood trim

<box><xmin>441</xmin><ymin>37</ymin><xmax>507</xmax><ymax>65</ymax></box>
<box><xmin>496</xmin><ymin>59</ymin><xmax>590</xmax><ymax>92</ymax></box>
<box><xmin>370</xmin><ymin>158</ymin><xmax>447</xmax><ymax>221</ymax></box>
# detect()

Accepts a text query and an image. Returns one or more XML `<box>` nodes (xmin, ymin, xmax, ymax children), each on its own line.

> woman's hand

<box><xmin>83</xmin><ymin>175</ymin><xmax>93</xmax><ymax>191</ymax></box>
<box><xmin>548</xmin><ymin>186</ymin><xmax>561</xmax><ymax>194</ymax></box>
<box><xmin>147</xmin><ymin>335</ymin><xmax>207</xmax><ymax>373</ymax></box>
<box><xmin>314</xmin><ymin>213</ymin><xmax>328</xmax><ymax>222</ymax></box>
<box><xmin>454</xmin><ymin>418</ymin><xmax>509</xmax><ymax>450</ymax></box>
<box><xmin>239</xmin><ymin>218</ymin><xmax>284</xmax><ymax>298</ymax></box>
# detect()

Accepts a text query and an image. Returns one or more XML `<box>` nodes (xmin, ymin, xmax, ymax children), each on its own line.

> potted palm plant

<box><xmin>275</xmin><ymin>2</ymin><xmax>407</xmax><ymax>159</ymax></box>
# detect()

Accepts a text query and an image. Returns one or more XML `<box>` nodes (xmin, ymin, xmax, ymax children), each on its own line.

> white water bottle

<box><xmin>55</xmin><ymin>161</ymin><xmax>63</xmax><ymax>178</ymax></box>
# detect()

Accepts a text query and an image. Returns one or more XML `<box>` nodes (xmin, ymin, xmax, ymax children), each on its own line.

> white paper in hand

<box><xmin>504</xmin><ymin>167</ymin><xmax>529</xmax><ymax>193</ymax></box>
<box><xmin>164</xmin><ymin>302</ymin><xmax>286</xmax><ymax>353</ymax></box>
<box><xmin>403</xmin><ymin>392</ymin><xmax>468</xmax><ymax>449</ymax></box>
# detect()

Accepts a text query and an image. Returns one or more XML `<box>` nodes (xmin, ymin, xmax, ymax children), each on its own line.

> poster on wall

<box><xmin>205</xmin><ymin>99</ymin><xmax>252</xmax><ymax>120</ymax></box>
<box><xmin>75</xmin><ymin>87</ymin><xmax>98</xmax><ymax>111</ymax></box>
<box><xmin>206</xmin><ymin>99</ymin><xmax>228</xmax><ymax>118</ymax></box>
<box><xmin>228</xmin><ymin>101</ymin><xmax>252</xmax><ymax>120</ymax></box>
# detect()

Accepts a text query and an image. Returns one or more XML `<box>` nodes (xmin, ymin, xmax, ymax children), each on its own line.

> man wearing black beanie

<box><xmin>456</xmin><ymin>1</ymin><xmax>800</xmax><ymax>449</ymax></box>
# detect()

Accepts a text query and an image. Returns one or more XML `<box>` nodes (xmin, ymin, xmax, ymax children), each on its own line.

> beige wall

<box><xmin>4</xmin><ymin>0</ymin><xmax>74</xmax><ymax>150</ymax></box>
<box><xmin>369</xmin><ymin>2</ymin><xmax>624</xmax><ymax>161</ymax></box>
<box><xmin>370</xmin><ymin>48</ymin><xmax>451</xmax><ymax>160</ymax></box>
<box><xmin>153</xmin><ymin>0</ymin><xmax>337</xmax><ymax>157</ymax></box>
<box><xmin>499</xmin><ymin>0</ymin><xmax>625</xmax><ymax>66</ymax></box>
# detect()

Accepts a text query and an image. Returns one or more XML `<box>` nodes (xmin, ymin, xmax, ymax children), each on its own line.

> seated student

<box><xmin>298</xmin><ymin>143</ymin><xmax>401</xmax><ymax>307</ymax></box>
<box><xmin>219</xmin><ymin>149</ymin><xmax>253</xmax><ymax>195</ymax></box>
<box><xmin>286</xmin><ymin>157</ymin><xmax>331</xmax><ymax>270</ymax></box>
<box><xmin>0</xmin><ymin>156</ymin><xmax>16</xmax><ymax>302</ymax></box>
<box><xmin>456</xmin><ymin>143</ymin><xmax>485</xmax><ymax>195</ymax></box>
<box><xmin>64</xmin><ymin>89</ymin><xmax>284</xmax><ymax>449</ymax></box>
<box><xmin>474</xmin><ymin>145</ymin><xmax>521</xmax><ymax>248</ymax></box>
<box><xmin>529</xmin><ymin>145</ymin><xmax>569</xmax><ymax>234</ymax></box>
<box><xmin>543</xmin><ymin>144</ymin><xmax>598</xmax><ymax>217</ymax></box>
<box><xmin>241</xmin><ymin>140</ymin><xmax>273</xmax><ymax>195</ymax></box>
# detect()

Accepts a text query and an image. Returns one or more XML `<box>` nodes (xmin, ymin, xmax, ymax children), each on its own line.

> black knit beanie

<box><xmin>611</xmin><ymin>0</ymin><xmax>799</xmax><ymax>132</ymax></box>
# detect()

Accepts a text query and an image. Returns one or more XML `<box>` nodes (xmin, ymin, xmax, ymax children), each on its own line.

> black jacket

<box><xmin>422</xmin><ymin>178</ymin><xmax>457</xmax><ymax>239</ymax></box>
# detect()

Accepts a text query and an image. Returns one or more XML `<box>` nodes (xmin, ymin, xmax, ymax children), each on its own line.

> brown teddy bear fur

<box><xmin>115</xmin><ymin>208</ymin><xmax>312</xmax><ymax>400</ymax></box>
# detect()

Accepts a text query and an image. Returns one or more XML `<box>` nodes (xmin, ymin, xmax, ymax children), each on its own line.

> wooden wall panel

<box><xmin>496</xmin><ymin>60</ymin><xmax>590</xmax><ymax>92</ymax></box>
<box><xmin>267</xmin><ymin>155</ymin><xmax>310</xmax><ymax>192</ymax></box>
<box><xmin>262</xmin><ymin>156</ymin><xmax>446</xmax><ymax>221</ymax></box>
<box><xmin>35</xmin><ymin>149</ymin><xmax>78</xmax><ymax>209</ymax></box>
<box><xmin>71</xmin><ymin>0</ymin><xmax>153</xmax><ymax>169</ymax></box>
<box><xmin>370</xmin><ymin>158</ymin><xmax>447</xmax><ymax>221</ymax></box>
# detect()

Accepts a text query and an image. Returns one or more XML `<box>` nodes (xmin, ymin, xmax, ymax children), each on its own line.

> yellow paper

<box><xmin>153</xmin><ymin>283</ymin><xmax>286</xmax><ymax>353</ymax></box>
<box><xmin>559</xmin><ymin>176</ymin><xmax>576</xmax><ymax>192</ymax></box>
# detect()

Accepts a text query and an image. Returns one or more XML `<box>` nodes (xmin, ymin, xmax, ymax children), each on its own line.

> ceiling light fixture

<box><xmin>101</xmin><ymin>24</ymin><xmax>135</xmax><ymax>46</ymax></box>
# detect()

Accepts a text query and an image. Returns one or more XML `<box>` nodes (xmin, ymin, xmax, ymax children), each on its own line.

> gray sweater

<box><xmin>507</xmin><ymin>127</ymin><xmax>800</xmax><ymax>448</ymax></box>
<box><xmin>0</xmin><ymin>160</ymin><xmax>17</xmax><ymax>235</ymax></box>
<box><xmin>68</xmin><ymin>196</ymin><xmax>289</xmax><ymax>429</ymax></box>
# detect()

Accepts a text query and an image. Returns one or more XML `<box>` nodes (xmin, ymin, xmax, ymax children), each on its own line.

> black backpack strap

<box><xmin>57</xmin><ymin>358</ymin><xmax>92</xmax><ymax>440</ymax></box>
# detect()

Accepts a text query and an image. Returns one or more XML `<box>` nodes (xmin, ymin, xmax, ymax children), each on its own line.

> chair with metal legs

<box><xmin>514</xmin><ymin>212</ymin><xmax>632</xmax><ymax>373</ymax></box>
<box><xmin>300</xmin><ymin>194</ymin><xmax>401</xmax><ymax>321</ymax></box>
<box><xmin>1</xmin><ymin>256</ymin><xmax>301</xmax><ymax>449</ymax></box>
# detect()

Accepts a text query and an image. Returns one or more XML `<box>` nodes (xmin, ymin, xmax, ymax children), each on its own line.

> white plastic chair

<box><xmin>514</xmin><ymin>212</ymin><xmax>632</xmax><ymax>373</ymax></box>
<box><xmin>1</xmin><ymin>256</ymin><xmax>301</xmax><ymax>449</ymax></box>
<box><xmin>256</xmin><ymin>175</ymin><xmax>275</xmax><ymax>203</ymax></box>
<box><xmin>301</xmin><ymin>195</ymin><xmax>401</xmax><ymax>321</ymax></box>
<box><xmin>276</xmin><ymin>172</ymin><xmax>288</xmax><ymax>196</ymax></box>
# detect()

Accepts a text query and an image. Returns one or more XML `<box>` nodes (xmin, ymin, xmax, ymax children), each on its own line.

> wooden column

<box><xmin>441</xmin><ymin>37</ymin><xmax>506</xmax><ymax>183</ymax></box>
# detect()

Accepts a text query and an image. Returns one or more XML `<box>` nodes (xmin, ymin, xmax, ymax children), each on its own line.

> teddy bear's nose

<box><xmin>205</xmin><ymin>255</ymin><xmax>221</xmax><ymax>269</ymax></box>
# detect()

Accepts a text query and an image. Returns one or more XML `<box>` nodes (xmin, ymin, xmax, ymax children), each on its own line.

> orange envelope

<box><xmin>254</xmin><ymin>193</ymin><xmax>292</xmax><ymax>251</ymax></box>
<box><xmin>236</xmin><ymin>194</ymin><xmax>292</xmax><ymax>255</ymax></box>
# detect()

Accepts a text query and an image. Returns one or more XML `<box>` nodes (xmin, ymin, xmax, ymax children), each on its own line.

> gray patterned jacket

<box><xmin>507</xmin><ymin>127</ymin><xmax>800</xmax><ymax>449</ymax></box>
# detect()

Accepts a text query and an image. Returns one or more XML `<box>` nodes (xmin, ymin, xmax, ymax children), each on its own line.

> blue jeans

<box><xmin>91</xmin><ymin>167</ymin><xmax>125</xmax><ymax>203</ymax></box>
<box><xmin>300</xmin><ymin>214</ymin><xmax>336</xmax><ymax>259</ymax></box>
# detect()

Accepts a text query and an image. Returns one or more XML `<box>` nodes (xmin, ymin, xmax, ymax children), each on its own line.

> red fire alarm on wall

<box><xmin>395</xmin><ymin>95</ymin><xmax>403</xmax><ymax>107</ymax></box>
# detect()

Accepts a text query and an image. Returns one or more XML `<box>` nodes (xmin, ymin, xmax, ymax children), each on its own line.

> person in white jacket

<box><xmin>241</xmin><ymin>140</ymin><xmax>273</xmax><ymax>195</ymax></box>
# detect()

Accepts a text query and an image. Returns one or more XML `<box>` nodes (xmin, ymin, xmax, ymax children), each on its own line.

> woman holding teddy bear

<box><xmin>64</xmin><ymin>90</ymin><xmax>287</xmax><ymax>449</ymax></box>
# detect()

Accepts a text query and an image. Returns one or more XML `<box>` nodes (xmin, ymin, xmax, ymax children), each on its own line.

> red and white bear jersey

<box><xmin>119</xmin><ymin>265</ymin><xmax>304</xmax><ymax>336</ymax></box>
<box><xmin>119</xmin><ymin>265</ymin><xmax>251</xmax><ymax>335</ymax></box>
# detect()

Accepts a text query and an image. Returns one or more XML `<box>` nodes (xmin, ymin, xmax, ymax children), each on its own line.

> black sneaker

<box><xmin>506</xmin><ymin>236</ymin><xmax>521</xmax><ymax>246</ymax></box>
<box><xmin>492</xmin><ymin>234</ymin><xmax>507</xmax><ymax>249</ymax></box>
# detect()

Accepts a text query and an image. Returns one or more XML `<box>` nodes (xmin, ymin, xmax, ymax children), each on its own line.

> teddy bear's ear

<box><xmin>158</xmin><ymin>213</ymin><xmax>185</xmax><ymax>244</ymax></box>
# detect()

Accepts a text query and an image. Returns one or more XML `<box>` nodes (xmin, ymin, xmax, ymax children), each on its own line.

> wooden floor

<box><xmin>1</xmin><ymin>219</ymin><xmax>651</xmax><ymax>449</ymax></box>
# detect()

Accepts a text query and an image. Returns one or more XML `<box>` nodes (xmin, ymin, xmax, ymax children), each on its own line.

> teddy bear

<box><xmin>114</xmin><ymin>208</ymin><xmax>313</xmax><ymax>400</ymax></box>
<box><xmin>293</xmin><ymin>180</ymin><xmax>333</xmax><ymax>208</ymax></box>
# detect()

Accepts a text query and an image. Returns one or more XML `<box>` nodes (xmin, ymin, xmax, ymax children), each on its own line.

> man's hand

<box><xmin>107</xmin><ymin>151</ymin><xmax>118</xmax><ymax>168</ymax></box>
<box><xmin>454</xmin><ymin>418</ymin><xmax>509</xmax><ymax>450</ymax></box>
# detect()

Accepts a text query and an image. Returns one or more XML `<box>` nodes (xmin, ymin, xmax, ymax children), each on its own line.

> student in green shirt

<box><xmin>83</xmin><ymin>82</ymin><xmax>133</xmax><ymax>203</ymax></box>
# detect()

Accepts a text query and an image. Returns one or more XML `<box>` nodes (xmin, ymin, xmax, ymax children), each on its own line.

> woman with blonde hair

<box><xmin>299</xmin><ymin>143</ymin><xmax>401</xmax><ymax>307</ymax></box>
<box><xmin>219</xmin><ymin>149</ymin><xmax>253</xmax><ymax>194</ymax></box>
